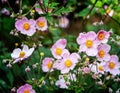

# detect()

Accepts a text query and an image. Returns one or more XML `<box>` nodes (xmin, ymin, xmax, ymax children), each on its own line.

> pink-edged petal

<box><xmin>76</xmin><ymin>33</ymin><xmax>86</xmax><ymax>44</ymax></box>
<box><xmin>79</xmin><ymin>45</ymin><xmax>87</xmax><ymax>52</ymax></box>
<box><xmin>103</xmin><ymin>54</ymin><xmax>110</xmax><ymax>61</ymax></box>
<box><xmin>86</xmin><ymin>48</ymin><xmax>98</xmax><ymax>56</ymax></box>
<box><xmin>86</xmin><ymin>31</ymin><xmax>97</xmax><ymax>40</ymax></box>
<box><xmin>110</xmin><ymin>55</ymin><xmax>119</xmax><ymax>63</ymax></box>
<box><xmin>61</xmin><ymin>68</ymin><xmax>69</xmax><ymax>74</ymax></box>
<box><xmin>70</xmin><ymin>53</ymin><xmax>80</xmax><ymax>62</ymax></box>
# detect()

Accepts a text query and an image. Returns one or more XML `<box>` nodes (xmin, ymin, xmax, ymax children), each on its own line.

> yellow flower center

<box><xmin>109</xmin><ymin>62</ymin><xmax>115</xmax><ymax>69</ymax></box>
<box><xmin>47</xmin><ymin>62</ymin><xmax>52</xmax><ymax>69</ymax></box>
<box><xmin>19</xmin><ymin>51</ymin><xmax>25</xmax><ymax>58</ymax></box>
<box><xmin>37</xmin><ymin>21</ymin><xmax>45</xmax><ymax>28</ymax></box>
<box><xmin>98</xmin><ymin>65</ymin><xmax>103</xmax><ymax>71</ymax></box>
<box><xmin>61</xmin><ymin>18</ymin><xmax>65</xmax><ymax>24</ymax></box>
<box><xmin>86</xmin><ymin>40</ymin><xmax>93</xmax><ymax>48</ymax></box>
<box><xmin>98</xmin><ymin>50</ymin><xmax>105</xmax><ymax>58</ymax></box>
<box><xmin>106</xmin><ymin>9</ymin><xmax>111</xmax><ymax>14</ymax></box>
<box><xmin>98</xmin><ymin>32</ymin><xmax>105</xmax><ymax>40</ymax></box>
<box><xmin>55</xmin><ymin>48</ymin><xmax>62</xmax><ymax>55</ymax></box>
<box><xmin>24</xmin><ymin>89</ymin><xmax>30</xmax><ymax>93</ymax></box>
<box><xmin>23</xmin><ymin>23</ymin><xmax>30</xmax><ymax>30</ymax></box>
<box><xmin>64</xmin><ymin>60</ymin><xmax>72</xmax><ymax>67</ymax></box>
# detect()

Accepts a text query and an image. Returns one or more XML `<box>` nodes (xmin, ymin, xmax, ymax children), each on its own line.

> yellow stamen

<box><xmin>98</xmin><ymin>50</ymin><xmax>105</xmax><ymax>58</ymax></box>
<box><xmin>23</xmin><ymin>23</ymin><xmax>30</xmax><ymax>30</ymax></box>
<box><xmin>64</xmin><ymin>60</ymin><xmax>72</xmax><ymax>67</ymax></box>
<box><xmin>19</xmin><ymin>51</ymin><xmax>25</xmax><ymax>58</ymax></box>
<box><xmin>37</xmin><ymin>21</ymin><xmax>45</xmax><ymax>28</ymax></box>
<box><xmin>86</xmin><ymin>40</ymin><xmax>93</xmax><ymax>48</ymax></box>
<box><xmin>98</xmin><ymin>32</ymin><xmax>105</xmax><ymax>40</ymax></box>
<box><xmin>47</xmin><ymin>62</ymin><xmax>52</xmax><ymax>69</ymax></box>
<box><xmin>55</xmin><ymin>48</ymin><xmax>62</xmax><ymax>55</ymax></box>
<box><xmin>109</xmin><ymin>62</ymin><xmax>115</xmax><ymax>69</ymax></box>
<box><xmin>106</xmin><ymin>9</ymin><xmax>111</xmax><ymax>14</ymax></box>
<box><xmin>24</xmin><ymin>89</ymin><xmax>30</xmax><ymax>93</ymax></box>
<box><xmin>98</xmin><ymin>65</ymin><xmax>103</xmax><ymax>71</ymax></box>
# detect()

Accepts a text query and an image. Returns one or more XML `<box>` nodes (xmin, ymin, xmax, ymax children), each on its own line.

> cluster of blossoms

<box><xmin>10</xmin><ymin>30</ymin><xmax>120</xmax><ymax>91</ymax></box>
<box><xmin>41</xmin><ymin>30</ymin><xmax>120</xmax><ymax>89</ymax></box>
<box><xmin>77</xmin><ymin>30</ymin><xmax>120</xmax><ymax>76</ymax></box>
<box><xmin>15</xmin><ymin>16</ymin><xmax>69</xmax><ymax>36</ymax></box>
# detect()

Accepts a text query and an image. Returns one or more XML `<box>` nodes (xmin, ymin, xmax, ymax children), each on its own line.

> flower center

<box><xmin>98</xmin><ymin>32</ymin><xmax>105</xmax><ymax>40</ymax></box>
<box><xmin>24</xmin><ymin>89</ymin><xmax>30</xmax><ymax>93</ymax></box>
<box><xmin>23</xmin><ymin>23</ymin><xmax>30</xmax><ymax>30</ymax></box>
<box><xmin>38</xmin><ymin>21</ymin><xmax>45</xmax><ymax>28</ymax></box>
<box><xmin>109</xmin><ymin>62</ymin><xmax>115</xmax><ymax>69</ymax></box>
<box><xmin>19</xmin><ymin>51</ymin><xmax>25</xmax><ymax>58</ymax></box>
<box><xmin>64</xmin><ymin>60</ymin><xmax>72</xmax><ymax>67</ymax></box>
<box><xmin>55</xmin><ymin>48</ymin><xmax>62</xmax><ymax>55</ymax></box>
<box><xmin>47</xmin><ymin>62</ymin><xmax>52</xmax><ymax>69</ymax></box>
<box><xmin>61</xmin><ymin>18</ymin><xmax>65</xmax><ymax>24</ymax></box>
<box><xmin>86</xmin><ymin>40</ymin><xmax>93</xmax><ymax>48</ymax></box>
<box><xmin>98</xmin><ymin>65</ymin><xmax>103</xmax><ymax>71</ymax></box>
<box><xmin>98</xmin><ymin>50</ymin><xmax>105</xmax><ymax>58</ymax></box>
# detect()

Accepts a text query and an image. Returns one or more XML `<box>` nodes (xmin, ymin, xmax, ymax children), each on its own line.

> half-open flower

<box><xmin>97</xmin><ymin>43</ymin><xmax>111</xmax><ymax>61</ymax></box>
<box><xmin>11</xmin><ymin>45</ymin><xmax>34</xmax><ymax>63</ymax></box>
<box><xmin>50</xmin><ymin>39</ymin><xmax>69</xmax><ymax>59</ymax></box>
<box><xmin>36</xmin><ymin>17</ymin><xmax>48</xmax><ymax>31</ymax></box>
<box><xmin>15</xmin><ymin>17</ymin><xmax>36</xmax><ymax>36</ymax></box>
<box><xmin>96</xmin><ymin>30</ymin><xmax>110</xmax><ymax>43</ymax></box>
<box><xmin>42</xmin><ymin>57</ymin><xmax>54</xmax><ymax>72</ymax></box>
<box><xmin>59</xmin><ymin>17</ymin><xmax>69</xmax><ymax>28</ymax></box>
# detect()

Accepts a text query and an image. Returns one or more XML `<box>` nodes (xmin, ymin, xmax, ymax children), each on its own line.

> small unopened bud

<box><xmin>108</xmin><ymin>88</ymin><xmax>113</xmax><ymax>93</ymax></box>
<box><xmin>2</xmin><ymin>59</ymin><xmax>7</xmax><ymax>63</ymax></box>
<box><xmin>7</xmin><ymin>63</ymin><xmax>12</xmax><ymax>68</ymax></box>
<box><xmin>42</xmin><ymin>80</ymin><xmax>46</xmax><ymax>85</ymax></box>
<box><xmin>40</xmin><ymin>52</ymin><xmax>44</xmax><ymax>56</ymax></box>
<box><xmin>25</xmin><ymin>66</ymin><xmax>31</xmax><ymax>72</ymax></box>
<box><xmin>11</xmin><ymin>87</ymin><xmax>16</xmax><ymax>93</ymax></box>
<box><xmin>32</xmin><ymin>64</ymin><xmax>37</xmax><ymax>69</ymax></box>
<box><xmin>15</xmin><ymin>43</ymin><xmax>19</xmax><ymax>47</ymax></box>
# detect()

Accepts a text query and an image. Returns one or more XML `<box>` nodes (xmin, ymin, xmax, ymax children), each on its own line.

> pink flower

<box><xmin>97</xmin><ymin>44</ymin><xmax>111</xmax><ymax>61</ymax></box>
<box><xmin>77</xmin><ymin>31</ymin><xmax>99</xmax><ymax>56</ymax></box>
<box><xmin>96</xmin><ymin>30</ymin><xmax>110</xmax><ymax>43</ymax></box>
<box><xmin>59</xmin><ymin>17</ymin><xmax>69</xmax><ymax>28</ymax></box>
<box><xmin>104</xmin><ymin>55</ymin><xmax>120</xmax><ymax>76</ymax></box>
<box><xmin>15</xmin><ymin>17</ymin><xmax>36</xmax><ymax>36</ymax></box>
<box><xmin>17</xmin><ymin>84</ymin><xmax>35</xmax><ymax>93</ymax></box>
<box><xmin>56</xmin><ymin>53</ymin><xmax>80</xmax><ymax>74</ymax></box>
<box><xmin>36</xmin><ymin>17</ymin><xmax>48</xmax><ymax>31</ymax></box>
<box><xmin>83</xmin><ymin>67</ymin><xmax>90</xmax><ymax>74</ymax></box>
<box><xmin>11</xmin><ymin>45</ymin><xmax>34</xmax><ymax>63</ymax></box>
<box><xmin>50</xmin><ymin>39</ymin><xmax>69</xmax><ymax>59</ymax></box>
<box><xmin>42</xmin><ymin>57</ymin><xmax>54</xmax><ymax>72</ymax></box>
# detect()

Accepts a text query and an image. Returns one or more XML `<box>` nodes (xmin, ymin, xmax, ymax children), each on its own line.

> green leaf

<box><xmin>43</xmin><ymin>0</ymin><xmax>49</xmax><ymax>7</ymax></box>
<box><xmin>6</xmin><ymin>71</ymin><xmax>14</xmax><ymax>86</ymax></box>
<box><xmin>95</xmin><ymin>1</ymin><xmax>103</xmax><ymax>7</ymax></box>
<box><xmin>77</xmin><ymin>8</ymin><xmax>90</xmax><ymax>17</ymax></box>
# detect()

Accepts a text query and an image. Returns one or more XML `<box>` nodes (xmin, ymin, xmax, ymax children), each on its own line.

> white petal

<box><xmin>11</xmin><ymin>48</ymin><xmax>21</xmax><ymax>59</ymax></box>
<box><xmin>86</xmin><ymin>48</ymin><xmax>98</xmax><ymax>56</ymax></box>
<box><xmin>22</xmin><ymin>45</ymin><xmax>29</xmax><ymax>52</ymax></box>
<box><xmin>26</xmin><ymin>48</ymin><xmax>34</xmax><ymax>57</ymax></box>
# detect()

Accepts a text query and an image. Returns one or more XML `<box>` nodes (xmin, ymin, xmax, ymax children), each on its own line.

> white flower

<box><xmin>11</xmin><ymin>45</ymin><xmax>34</xmax><ymax>63</ymax></box>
